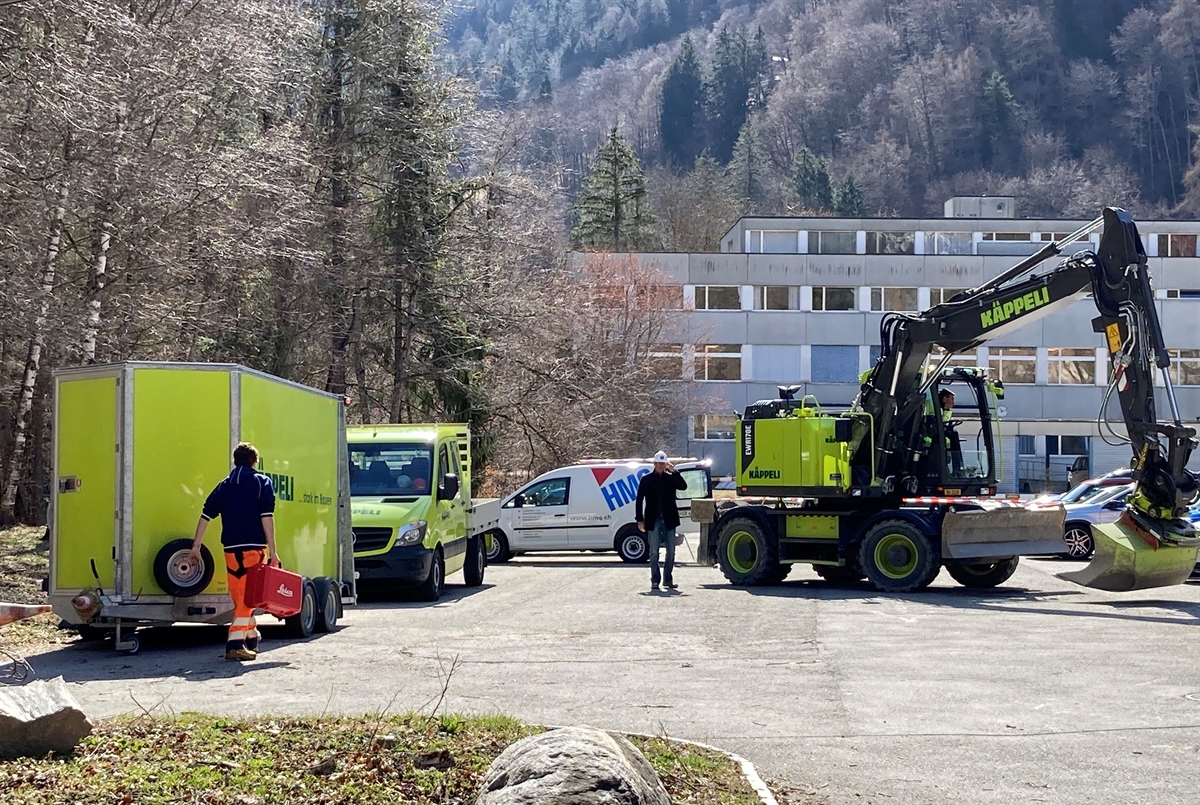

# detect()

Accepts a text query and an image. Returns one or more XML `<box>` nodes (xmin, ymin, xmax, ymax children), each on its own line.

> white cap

<box><xmin>653</xmin><ymin>451</ymin><xmax>669</xmax><ymax>463</ymax></box>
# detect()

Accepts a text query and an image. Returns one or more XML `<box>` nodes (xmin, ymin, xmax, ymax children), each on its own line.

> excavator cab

<box><xmin>921</xmin><ymin>369</ymin><xmax>1000</xmax><ymax>495</ymax></box>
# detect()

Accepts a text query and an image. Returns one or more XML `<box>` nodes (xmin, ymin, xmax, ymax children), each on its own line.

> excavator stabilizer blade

<box><xmin>1058</xmin><ymin>517</ymin><xmax>1199</xmax><ymax>592</ymax></box>
<box><xmin>941</xmin><ymin>506</ymin><xmax>1067</xmax><ymax>560</ymax></box>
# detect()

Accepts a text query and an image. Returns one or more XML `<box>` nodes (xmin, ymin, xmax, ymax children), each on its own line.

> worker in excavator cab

<box><xmin>939</xmin><ymin>389</ymin><xmax>964</xmax><ymax>475</ymax></box>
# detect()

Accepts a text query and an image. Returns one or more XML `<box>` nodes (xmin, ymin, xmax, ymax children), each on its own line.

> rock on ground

<box><xmin>0</xmin><ymin>676</ymin><xmax>93</xmax><ymax>758</ymax></box>
<box><xmin>477</xmin><ymin>726</ymin><xmax>670</xmax><ymax>805</ymax></box>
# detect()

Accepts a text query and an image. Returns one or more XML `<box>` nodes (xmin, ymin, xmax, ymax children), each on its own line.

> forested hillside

<box><xmin>0</xmin><ymin>0</ymin><xmax>682</xmax><ymax>524</ymax></box>
<box><xmin>447</xmin><ymin>0</ymin><xmax>1200</xmax><ymax>228</ymax></box>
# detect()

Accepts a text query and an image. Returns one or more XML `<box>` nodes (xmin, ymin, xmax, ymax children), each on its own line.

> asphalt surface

<box><xmin>26</xmin><ymin>537</ymin><xmax>1200</xmax><ymax>805</ymax></box>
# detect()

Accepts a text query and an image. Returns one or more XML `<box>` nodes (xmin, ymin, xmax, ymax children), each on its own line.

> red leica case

<box><xmin>245</xmin><ymin>563</ymin><xmax>303</xmax><ymax>618</ymax></box>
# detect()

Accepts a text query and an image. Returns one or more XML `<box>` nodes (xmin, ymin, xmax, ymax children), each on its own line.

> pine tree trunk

<box><xmin>1</xmin><ymin>182</ymin><xmax>68</xmax><ymax>526</ymax></box>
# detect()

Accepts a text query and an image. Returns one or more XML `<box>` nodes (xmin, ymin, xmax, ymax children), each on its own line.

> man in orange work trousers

<box><xmin>189</xmin><ymin>442</ymin><xmax>279</xmax><ymax>661</ymax></box>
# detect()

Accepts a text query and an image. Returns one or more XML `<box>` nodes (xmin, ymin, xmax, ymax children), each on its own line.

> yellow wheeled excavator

<box><xmin>696</xmin><ymin>208</ymin><xmax>1199</xmax><ymax>592</ymax></box>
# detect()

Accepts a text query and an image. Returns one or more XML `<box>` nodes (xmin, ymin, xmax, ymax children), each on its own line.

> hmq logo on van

<box><xmin>596</xmin><ymin>467</ymin><xmax>651</xmax><ymax>512</ymax></box>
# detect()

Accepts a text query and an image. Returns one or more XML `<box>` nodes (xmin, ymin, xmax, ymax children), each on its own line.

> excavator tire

<box><xmin>813</xmin><ymin>565</ymin><xmax>866</xmax><ymax>584</ymax></box>
<box><xmin>716</xmin><ymin>516</ymin><xmax>779</xmax><ymax>586</ymax></box>
<box><xmin>859</xmin><ymin>519</ymin><xmax>939</xmax><ymax>593</ymax></box>
<box><xmin>946</xmin><ymin>557</ymin><xmax>1019</xmax><ymax>588</ymax></box>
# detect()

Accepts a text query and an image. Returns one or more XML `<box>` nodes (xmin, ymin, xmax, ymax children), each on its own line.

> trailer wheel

<box><xmin>313</xmin><ymin>577</ymin><xmax>340</xmax><ymax>632</ymax></box>
<box><xmin>153</xmin><ymin>539</ymin><xmax>215</xmax><ymax>598</ymax></box>
<box><xmin>813</xmin><ymin>565</ymin><xmax>866</xmax><ymax>584</ymax></box>
<box><xmin>947</xmin><ymin>557</ymin><xmax>1019</xmax><ymax>588</ymax></box>
<box><xmin>716</xmin><ymin>517</ymin><xmax>779</xmax><ymax>585</ymax></box>
<box><xmin>463</xmin><ymin>536</ymin><xmax>486</xmax><ymax>587</ymax></box>
<box><xmin>486</xmin><ymin>530</ymin><xmax>513</xmax><ymax>563</ymax></box>
<box><xmin>284</xmin><ymin>579</ymin><xmax>318</xmax><ymax>638</ymax></box>
<box><xmin>121</xmin><ymin>635</ymin><xmax>140</xmax><ymax>655</ymax></box>
<box><xmin>859</xmin><ymin>520</ymin><xmax>938</xmax><ymax>593</ymax></box>
<box><xmin>616</xmin><ymin>526</ymin><xmax>649</xmax><ymax>563</ymax></box>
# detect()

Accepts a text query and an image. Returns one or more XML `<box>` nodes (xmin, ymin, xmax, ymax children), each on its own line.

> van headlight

<box><xmin>395</xmin><ymin>521</ymin><xmax>427</xmax><ymax>547</ymax></box>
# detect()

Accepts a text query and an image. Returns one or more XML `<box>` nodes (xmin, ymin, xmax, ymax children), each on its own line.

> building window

<box><xmin>748</xmin><ymin>230</ymin><xmax>798</xmax><ymax>253</ymax></box>
<box><xmin>638</xmin><ymin>284</ymin><xmax>684</xmax><ymax>309</ymax></box>
<box><xmin>1165</xmin><ymin>289</ymin><xmax>1181</xmax><ymax>299</ymax></box>
<box><xmin>1048</xmin><ymin>435</ymin><xmax>1089</xmax><ymax>455</ymax></box>
<box><xmin>932</xmin><ymin>288</ymin><xmax>968</xmax><ymax>305</ymax></box>
<box><xmin>695</xmin><ymin>344</ymin><xmax>742</xmax><ymax>381</ymax></box>
<box><xmin>1157</xmin><ymin>234</ymin><xmax>1198</xmax><ymax>257</ymax></box>
<box><xmin>870</xmin><ymin>287</ymin><xmax>919</xmax><ymax>312</ymax></box>
<box><xmin>981</xmin><ymin>232</ymin><xmax>1030</xmax><ymax>241</ymax></box>
<box><xmin>812</xmin><ymin>286</ymin><xmax>857</xmax><ymax>311</ymax></box>
<box><xmin>810</xmin><ymin>230</ymin><xmax>856</xmax><ymax>255</ymax></box>
<box><xmin>648</xmin><ymin>345</ymin><xmax>683</xmax><ymax>379</ymax></box>
<box><xmin>693</xmin><ymin>414</ymin><xmax>737</xmax><ymax>440</ymax></box>
<box><xmin>694</xmin><ymin>285</ymin><xmax>741</xmax><ymax>310</ymax></box>
<box><xmin>1169</xmin><ymin>349</ymin><xmax>1200</xmax><ymax>385</ymax></box>
<box><xmin>865</xmin><ymin>232</ymin><xmax>914</xmax><ymax>255</ymax></box>
<box><xmin>1039</xmin><ymin>232</ymin><xmax>1090</xmax><ymax>243</ymax></box>
<box><xmin>924</xmin><ymin>232</ymin><xmax>972</xmax><ymax>255</ymax></box>
<box><xmin>754</xmin><ymin>286</ymin><xmax>792</xmax><ymax>310</ymax></box>
<box><xmin>929</xmin><ymin>346</ymin><xmax>979</xmax><ymax>370</ymax></box>
<box><xmin>989</xmin><ymin>348</ymin><xmax>1036</xmax><ymax>384</ymax></box>
<box><xmin>1017</xmin><ymin>435</ymin><xmax>1036</xmax><ymax>455</ymax></box>
<box><xmin>1047</xmin><ymin>348</ymin><xmax>1096</xmax><ymax>384</ymax></box>
<box><xmin>811</xmin><ymin>345</ymin><xmax>860</xmax><ymax>383</ymax></box>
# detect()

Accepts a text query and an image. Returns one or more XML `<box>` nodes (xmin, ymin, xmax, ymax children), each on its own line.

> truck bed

<box><xmin>467</xmin><ymin>498</ymin><xmax>500</xmax><ymax>537</ymax></box>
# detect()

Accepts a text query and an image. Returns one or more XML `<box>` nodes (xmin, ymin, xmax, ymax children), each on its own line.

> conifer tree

<box><xmin>536</xmin><ymin>75</ymin><xmax>553</xmax><ymax>104</ymax></box>
<box><xmin>980</xmin><ymin>71</ymin><xmax>1021</xmax><ymax>169</ymax></box>
<box><xmin>727</xmin><ymin>122</ymin><xmax>765</xmax><ymax>206</ymax></box>
<box><xmin>659</xmin><ymin>36</ymin><xmax>705</xmax><ymax>167</ymax></box>
<box><xmin>572</xmin><ymin>127</ymin><xmax>655</xmax><ymax>251</ymax></box>
<box><xmin>833</xmin><ymin>174</ymin><xmax>866</xmax><ymax>216</ymax></box>
<box><xmin>791</xmin><ymin>148</ymin><xmax>833</xmax><ymax>211</ymax></box>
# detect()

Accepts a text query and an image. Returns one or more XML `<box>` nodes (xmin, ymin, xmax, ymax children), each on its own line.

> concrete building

<box><xmin>603</xmin><ymin>201</ymin><xmax>1200</xmax><ymax>491</ymax></box>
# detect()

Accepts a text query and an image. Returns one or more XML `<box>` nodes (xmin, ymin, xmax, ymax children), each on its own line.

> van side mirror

<box><xmin>439</xmin><ymin>473</ymin><xmax>460</xmax><ymax>502</ymax></box>
<box><xmin>511</xmin><ymin>493</ymin><xmax>525</xmax><ymax>508</ymax></box>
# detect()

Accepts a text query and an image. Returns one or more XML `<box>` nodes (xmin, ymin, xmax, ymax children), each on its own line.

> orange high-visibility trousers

<box><xmin>225</xmin><ymin>548</ymin><xmax>264</xmax><ymax>653</ymax></box>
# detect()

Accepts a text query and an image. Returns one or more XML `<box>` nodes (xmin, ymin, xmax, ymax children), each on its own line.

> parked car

<box><xmin>1061</xmin><ymin>483</ymin><xmax>1135</xmax><ymax>559</ymax></box>
<box><xmin>488</xmin><ymin>458</ymin><xmax>712</xmax><ymax>563</ymax></box>
<box><xmin>1028</xmin><ymin>468</ymin><xmax>1133</xmax><ymax>508</ymax></box>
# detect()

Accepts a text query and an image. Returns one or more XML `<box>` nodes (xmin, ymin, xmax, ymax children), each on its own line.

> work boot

<box><xmin>225</xmin><ymin>647</ymin><xmax>256</xmax><ymax>662</ymax></box>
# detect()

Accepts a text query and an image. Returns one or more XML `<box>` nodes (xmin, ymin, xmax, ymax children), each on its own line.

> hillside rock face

<box><xmin>477</xmin><ymin>726</ymin><xmax>671</xmax><ymax>805</ymax></box>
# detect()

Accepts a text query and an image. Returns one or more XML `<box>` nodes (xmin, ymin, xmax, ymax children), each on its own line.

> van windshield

<box><xmin>349</xmin><ymin>443</ymin><xmax>433</xmax><ymax>497</ymax></box>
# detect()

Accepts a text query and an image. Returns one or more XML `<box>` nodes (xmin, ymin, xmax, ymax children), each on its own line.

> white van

<box><xmin>487</xmin><ymin>458</ymin><xmax>713</xmax><ymax>563</ymax></box>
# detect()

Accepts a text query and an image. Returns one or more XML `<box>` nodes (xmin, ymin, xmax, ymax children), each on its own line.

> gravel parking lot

<box><xmin>24</xmin><ymin>534</ymin><xmax>1200</xmax><ymax>805</ymax></box>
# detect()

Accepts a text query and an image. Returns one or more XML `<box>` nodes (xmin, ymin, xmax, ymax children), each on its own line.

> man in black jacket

<box><xmin>636</xmin><ymin>451</ymin><xmax>688</xmax><ymax>592</ymax></box>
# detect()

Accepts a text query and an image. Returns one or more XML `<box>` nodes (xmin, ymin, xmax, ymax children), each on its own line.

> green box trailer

<box><xmin>48</xmin><ymin>362</ymin><xmax>355</xmax><ymax>653</ymax></box>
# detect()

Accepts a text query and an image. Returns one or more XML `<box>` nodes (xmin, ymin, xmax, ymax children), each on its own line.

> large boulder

<box><xmin>477</xmin><ymin>726</ymin><xmax>670</xmax><ymax>805</ymax></box>
<box><xmin>0</xmin><ymin>676</ymin><xmax>93</xmax><ymax>758</ymax></box>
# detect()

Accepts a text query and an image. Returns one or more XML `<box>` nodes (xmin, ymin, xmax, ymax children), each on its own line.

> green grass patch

<box><xmin>0</xmin><ymin>714</ymin><xmax>768</xmax><ymax>805</ymax></box>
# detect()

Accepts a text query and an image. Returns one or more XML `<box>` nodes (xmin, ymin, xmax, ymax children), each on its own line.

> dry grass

<box><xmin>0</xmin><ymin>526</ymin><xmax>69</xmax><ymax>649</ymax></box>
<box><xmin>0</xmin><ymin>714</ymin><xmax>770</xmax><ymax>805</ymax></box>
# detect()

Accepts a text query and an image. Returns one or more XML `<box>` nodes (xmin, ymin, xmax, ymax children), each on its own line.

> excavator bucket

<box><xmin>1059</xmin><ymin>513</ymin><xmax>1199</xmax><ymax>592</ymax></box>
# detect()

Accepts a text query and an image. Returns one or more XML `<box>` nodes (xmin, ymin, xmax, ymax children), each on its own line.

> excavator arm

<box><xmin>853</xmin><ymin>207</ymin><xmax>1199</xmax><ymax>589</ymax></box>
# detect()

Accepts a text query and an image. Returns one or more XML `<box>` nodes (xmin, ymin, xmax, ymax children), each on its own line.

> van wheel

<box><xmin>615</xmin><ymin>526</ymin><xmax>648</xmax><ymax>563</ymax></box>
<box><xmin>464</xmin><ymin>536</ymin><xmax>486</xmax><ymax>587</ymax></box>
<box><xmin>417</xmin><ymin>549</ymin><xmax>444</xmax><ymax>602</ymax></box>
<box><xmin>486</xmin><ymin>530</ymin><xmax>513</xmax><ymax>563</ymax></box>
